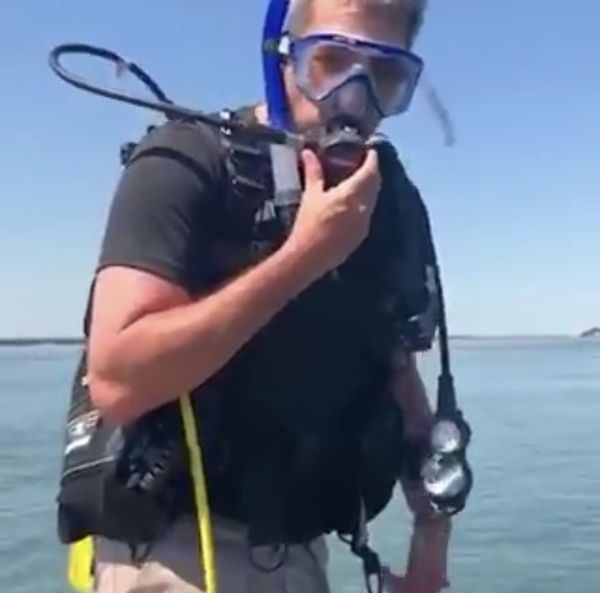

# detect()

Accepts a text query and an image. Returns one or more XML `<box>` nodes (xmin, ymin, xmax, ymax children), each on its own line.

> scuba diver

<box><xmin>54</xmin><ymin>0</ymin><xmax>472</xmax><ymax>592</ymax></box>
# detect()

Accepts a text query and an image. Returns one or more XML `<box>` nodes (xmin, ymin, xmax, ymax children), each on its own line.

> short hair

<box><xmin>286</xmin><ymin>0</ymin><xmax>427</xmax><ymax>46</ymax></box>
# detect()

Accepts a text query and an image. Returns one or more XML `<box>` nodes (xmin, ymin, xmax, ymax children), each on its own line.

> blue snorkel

<box><xmin>261</xmin><ymin>0</ymin><xmax>306</xmax><ymax>230</ymax></box>
<box><xmin>261</xmin><ymin>0</ymin><xmax>370</xmax><ymax>191</ymax></box>
<box><xmin>262</xmin><ymin>0</ymin><xmax>292</xmax><ymax>130</ymax></box>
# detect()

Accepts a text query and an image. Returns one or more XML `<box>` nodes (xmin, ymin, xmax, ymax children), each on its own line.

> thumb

<box><xmin>301</xmin><ymin>149</ymin><xmax>324</xmax><ymax>193</ymax></box>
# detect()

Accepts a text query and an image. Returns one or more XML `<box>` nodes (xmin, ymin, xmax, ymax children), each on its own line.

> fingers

<box><xmin>301</xmin><ymin>149</ymin><xmax>325</xmax><ymax>194</ymax></box>
<box><xmin>336</xmin><ymin>149</ymin><xmax>381</xmax><ymax>206</ymax></box>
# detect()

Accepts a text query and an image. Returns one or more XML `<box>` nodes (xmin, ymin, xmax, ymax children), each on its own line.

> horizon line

<box><xmin>0</xmin><ymin>333</ymin><xmax>585</xmax><ymax>345</ymax></box>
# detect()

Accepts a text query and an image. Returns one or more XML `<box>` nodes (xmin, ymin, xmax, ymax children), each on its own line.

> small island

<box><xmin>580</xmin><ymin>327</ymin><xmax>600</xmax><ymax>339</ymax></box>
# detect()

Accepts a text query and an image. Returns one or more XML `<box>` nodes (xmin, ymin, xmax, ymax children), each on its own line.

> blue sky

<box><xmin>1</xmin><ymin>0</ymin><xmax>598</xmax><ymax>337</ymax></box>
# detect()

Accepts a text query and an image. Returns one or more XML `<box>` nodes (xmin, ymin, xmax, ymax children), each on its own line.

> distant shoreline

<box><xmin>0</xmin><ymin>335</ymin><xmax>576</xmax><ymax>348</ymax></box>
<box><xmin>449</xmin><ymin>334</ymin><xmax>571</xmax><ymax>340</ymax></box>
<box><xmin>0</xmin><ymin>338</ymin><xmax>84</xmax><ymax>347</ymax></box>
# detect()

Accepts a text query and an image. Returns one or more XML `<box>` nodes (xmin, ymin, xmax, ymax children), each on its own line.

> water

<box><xmin>1</xmin><ymin>338</ymin><xmax>599</xmax><ymax>593</ymax></box>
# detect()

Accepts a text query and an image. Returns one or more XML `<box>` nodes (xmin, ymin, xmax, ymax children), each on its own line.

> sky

<box><xmin>1</xmin><ymin>0</ymin><xmax>599</xmax><ymax>337</ymax></box>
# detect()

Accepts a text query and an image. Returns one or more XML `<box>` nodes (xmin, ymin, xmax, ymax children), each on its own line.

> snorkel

<box><xmin>261</xmin><ymin>0</ymin><xmax>370</xmax><ymax>190</ymax></box>
<box><xmin>261</xmin><ymin>0</ymin><xmax>305</xmax><ymax>231</ymax></box>
<box><xmin>262</xmin><ymin>0</ymin><xmax>292</xmax><ymax>130</ymax></box>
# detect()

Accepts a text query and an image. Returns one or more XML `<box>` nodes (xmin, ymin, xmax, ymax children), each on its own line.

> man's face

<box><xmin>283</xmin><ymin>0</ymin><xmax>412</xmax><ymax>136</ymax></box>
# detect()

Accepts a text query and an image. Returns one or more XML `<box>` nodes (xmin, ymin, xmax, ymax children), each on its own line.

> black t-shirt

<box><xmin>96</xmin><ymin>111</ymin><xmax>436</xmax><ymax>394</ymax></box>
<box><xmin>97</xmin><ymin>119</ymin><xmax>227</xmax><ymax>294</ymax></box>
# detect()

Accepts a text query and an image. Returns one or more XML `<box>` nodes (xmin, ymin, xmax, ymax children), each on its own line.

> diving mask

<box><xmin>285</xmin><ymin>33</ymin><xmax>424</xmax><ymax>121</ymax></box>
<box><xmin>280</xmin><ymin>32</ymin><xmax>424</xmax><ymax>187</ymax></box>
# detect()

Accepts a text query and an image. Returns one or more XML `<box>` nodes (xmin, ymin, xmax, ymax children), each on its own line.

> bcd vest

<box><xmin>56</xmin><ymin>110</ymin><xmax>440</xmax><ymax>553</ymax></box>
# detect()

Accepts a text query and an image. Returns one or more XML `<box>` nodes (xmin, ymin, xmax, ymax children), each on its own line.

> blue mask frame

<box><xmin>262</xmin><ymin>0</ymin><xmax>425</xmax><ymax>130</ymax></box>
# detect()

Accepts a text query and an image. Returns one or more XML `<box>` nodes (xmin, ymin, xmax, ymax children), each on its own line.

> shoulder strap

<box><xmin>216</xmin><ymin>107</ymin><xmax>281</xmax><ymax>244</ymax></box>
<box><xmin>83</xmin><ymin>108</ymin><xmax>276</xmax><ymax>339</ymax></box>
<box><xmin>372</xmin><ymin>138</ymin><xmax>440</xmax><ymax>353</ymax></box>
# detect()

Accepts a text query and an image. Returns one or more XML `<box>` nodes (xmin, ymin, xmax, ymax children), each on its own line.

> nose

<box><xmin>335</xmin><ymin>76</ymin><xmax>370</xmax><ymax>117</ymax></box>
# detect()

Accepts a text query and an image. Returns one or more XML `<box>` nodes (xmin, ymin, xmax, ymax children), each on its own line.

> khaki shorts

<box><xmin>94</xmin><ymin>516</ymin><xmax>330</xmax><ymax>593</ymax></box>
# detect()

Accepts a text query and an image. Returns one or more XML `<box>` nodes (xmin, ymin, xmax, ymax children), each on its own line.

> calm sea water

<box><xmin>1</xmin><ymin>338</ymin><xmax>599</xmax><ymax>593</ymax></box>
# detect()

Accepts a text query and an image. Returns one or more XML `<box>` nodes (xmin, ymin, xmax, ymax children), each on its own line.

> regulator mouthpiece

<box><xmin>312</xmin><ymin>124</ymin><xmax>367</xmax><ymax>188</ymax></box>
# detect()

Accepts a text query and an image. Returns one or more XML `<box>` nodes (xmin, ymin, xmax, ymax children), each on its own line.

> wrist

<box><xmin>405</xmin><ymin>516</ymin><xmax>452</xmax><ymax>592</ymax></box>
<box><xmin>414</xmin><ymin>512</ymin><xmax>452</xmax><ymax>531</ymax></box>
<box><xmin>404</xmin><ymin>568</ymin><xmax>451</xmax><ymax>593</ymax></box>
<box><xmin>277</xmin><ymin>237</ymin><xmax>327</xmax><ymax>287</ymax></box>
<box><xmin>404</xmin><ymin>483</ymin><xmax>451</xmax><ymax>526</ymax></box>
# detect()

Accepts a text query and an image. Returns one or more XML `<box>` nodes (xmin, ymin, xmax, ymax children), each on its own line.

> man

<box><xmin>83</xmin><ymin>0</ymin><xmax>452</xmax><ymax>591</ymax></box>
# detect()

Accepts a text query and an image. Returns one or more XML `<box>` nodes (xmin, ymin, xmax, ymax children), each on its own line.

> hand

<box><xmin>283</xmin><ymin>148</ymin><xmax>381</xmax><ymax>279</ymax></box>
<box><xmin>383</xmin><ymin>568</ymin><xmax>449</xmax><ymax>593</ymax></box>
<box><xmin>401</xmin><ymin>480</ymin><xmax>437</xmax><ymax>521</ymax></box>
<box><xmin>384</xmin><ymin>518</ymin><xmax>452</xmax><ymax>593</ymax></box>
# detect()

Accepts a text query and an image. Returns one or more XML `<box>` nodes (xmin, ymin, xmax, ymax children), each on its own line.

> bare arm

<box><xmin>391</xmin><ymin>350</ymin><xmax>444</xmax><ymax>518</ymax></box>
<box><xmin>89</xmin><ymin>148</ymin><xmax>381</xmax><ymax>425</ymax></box>
<box><xmin>391</xmin><ymin>351</ymin><xmax>434</xmax><ymax>441</ymax></box>
<box><xmin>88</xmin><ymin>243</ymin><xmax>315</xmax><ymax>425</ymax></box>
<box><xmin>392</xmin><ymin>350</ymin><xmax>454</xmax><ymax>514</ymax></box>
<box><xmin>390</xmin><ymin>350</ymin><xmax>452</xmax><ymax>592</ymax></box>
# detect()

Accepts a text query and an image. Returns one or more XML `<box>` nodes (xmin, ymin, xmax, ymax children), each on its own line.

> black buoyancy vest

<box><xmin>190</xmin><ymin>113</ymin><xmax>441</xmax><ymax>547</ymax></box>
<box><xmin>56</xmin><ymin>112</ymin><xmax>440</xmax><ymax>551</ymax></box>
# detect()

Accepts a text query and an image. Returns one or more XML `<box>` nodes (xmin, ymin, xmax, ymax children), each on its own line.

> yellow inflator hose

<box><xmin>66</xmin><ymin>393</ymin><xmax>218</xmax><ymax>593</ymax></box>
<box><xmin>179</xmin><ymin>393</ymin><xmax>218</xmax><ymax>593</ymax></box>
<box><xmin>66</xmin><ymin>537</ymin><xmax>94</xmax><ymax>592</ymax></box>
